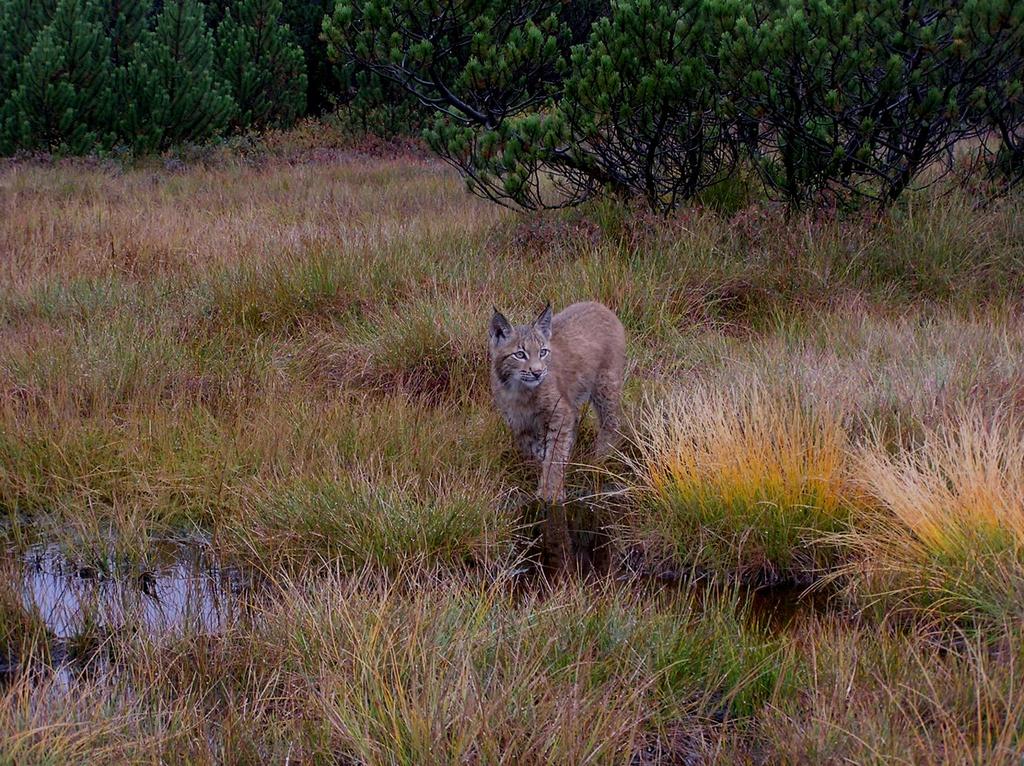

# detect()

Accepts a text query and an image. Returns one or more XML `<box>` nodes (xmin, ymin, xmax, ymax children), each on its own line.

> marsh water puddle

<box><xmin>748</xmin><ymin>581</ymin><xmax>836</xmax><ymax>631</ymax></box>
<box><xmin>3</xmin><ymin>537</ymin><xmax>836</xmax><ymax>688</ymax></box>
<box><xmin>4</xmin><ymin>541</ymin><xmax>256</xmax><ymax>683</ymax></box>
<box><xmin>20</xmin><ymin>542</ymin><xmax>243</xmax><ymax>637</ymax></box>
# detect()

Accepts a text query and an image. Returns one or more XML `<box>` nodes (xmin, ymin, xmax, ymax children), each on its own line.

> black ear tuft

<box><xmin>490</xmin><ymin>308</ymin><xmax>513</xmax><ymax>343</ymax></box>
<box><xmin>535</xmin><ymin>302</ymin><xmax>553</xmax><ymax>339</ymax></box>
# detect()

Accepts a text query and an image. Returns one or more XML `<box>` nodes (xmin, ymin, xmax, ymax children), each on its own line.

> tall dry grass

<box><xmin>1</xmin><ymin>568</ymin><xmax>791</xmax><ymax>765</ymax></box>
<box><xmin>751</xmin><ymin>621</ymin><xmax>1024</xmax><ymax>764</ymax></box>
<box><xmin>838</xmin><ymin>410</ymin><xmax>1024</xmax><ymax>626</ymax></box>
<box><xmin>624</xmin><ymin>380</ymin><xmax>849</xmax><ymax>582</ymax></box>
<box><xmin>860</xmin><ymin>410</ymin><xmax>1024</xmax><ymax>553</ymax></box>
<box><xmin>3</xmin><ymin>138</ymin><xmax>1024</xmax><ymax>762</ymax></box>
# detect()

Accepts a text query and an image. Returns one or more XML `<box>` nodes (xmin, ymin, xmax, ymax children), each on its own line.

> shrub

<box><xmin>324</xmin><ymin>0</ymin><xmax>608</xmax><ymax>206</ymax></box>
<box><xmin>216</xmin><ymin>0</ymin><xmax>307</xmax><ymax>129</ymax></box>
<box><xmin>723</xmin><ymin>0</ymin><xmax>1024</xmax><ymax>206</ymax></box>
<box><xmin>453</xmin><ymin>0</ymin><xmax>739</xmax><ymax>210</ymax></box>
<box><xmin>326</xmin><ymin>0</ymin><xmax>1024</xmax><ymax>210</ymax></box>
<box><xmin>332</xmin><ymin>67</ymin><xmax>426</xmax><ymax>139</ymax></box>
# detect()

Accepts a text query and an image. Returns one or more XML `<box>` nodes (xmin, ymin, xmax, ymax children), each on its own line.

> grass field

<box><xmin>2</xmin><ymin>133</ymin><xmax>1024</xmax><ymax>763</ymax></box>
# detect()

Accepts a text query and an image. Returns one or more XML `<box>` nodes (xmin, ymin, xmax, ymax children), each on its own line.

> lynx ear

<box><xmin>490</xmin><ymin>307</ymin><xmax>513</xmax><ymax>344</ymax></box>
<box><xmin>534</xmin><ymin>302</ymin><xmax>552</xmax><ymax>339</ymax></box>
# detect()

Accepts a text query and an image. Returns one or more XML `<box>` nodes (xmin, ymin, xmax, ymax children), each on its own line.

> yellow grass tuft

<box><xmin>626</xmin><ymin>379</ymin><xmax>850</xmax><ymax>579</ymax></box>
<box><xmin>637</xmin><ymin>382</ymin><xmax>847</xmax><ymax>511</ymax></box>
<box><xmin>839</xmin><ymin>409</ymin><xmax>1024</xmax><ymax>623</ymax></box>
<box><xmin>857</xmin><ymin>409</ymin><xmax>1024</xmax><ymax>554</ymax></box>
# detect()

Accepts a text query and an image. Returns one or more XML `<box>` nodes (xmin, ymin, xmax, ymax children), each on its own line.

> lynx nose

<box><xmin>529</xmin><ymin>367</ymin><xmax>543</xmax><ymax>378</ymax></box>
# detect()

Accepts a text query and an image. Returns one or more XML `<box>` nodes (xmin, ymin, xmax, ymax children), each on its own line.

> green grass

<box><xmin>223</xmin><ymin>471</ymin><xmax>515</xmax><ymax>572</ymax></box>
<box><xmin>1</xmin><ymin>569</ymin><xmax>794</xmax><ymax>765</ymax></box>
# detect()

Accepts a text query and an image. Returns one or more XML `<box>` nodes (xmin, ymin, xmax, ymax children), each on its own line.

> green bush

<box><xmin>0</xmin><ymin>0</ymin><xmax>309</xmax><ymax>154</ymax></box>
<box><xmin>331</xmin><ymin>66</ymin><xmax>426</xmax><ymax>139</ymax></box>
<box><xmin>119</xmin><ymin>0</ymin><xmax>236</xmax><ymax>152</ymax></box>
<box><xmin>561</xmin><ymin>0</ymin><xmax>734</xmax><ymax>210</ymax></box>
<box><xmin>723</xmin><ymin>0</ymin><xmax>1024</xmax><ymax>206</ymax></box>
<box><xmin>325</xmin><ymin>0</ymin><xmax>1024</xmax><ymax>210</ymax></box>
<box><xmin>217</xmin><ymin>0</ymin><xmax>307</xmax><ymax>129</ymax></box>
<box><xmin>323</xmin><ymin>0</ymin><xmax>607</xmax><ymax>202</ymax></box>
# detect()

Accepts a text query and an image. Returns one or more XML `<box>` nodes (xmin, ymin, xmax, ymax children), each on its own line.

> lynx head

<box><xmin>489</xmin><ymin>303</ymin><xmax>553</xmax><ymax>389</ymax></box>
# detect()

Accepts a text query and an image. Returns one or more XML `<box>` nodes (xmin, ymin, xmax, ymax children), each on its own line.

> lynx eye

<box><xmin>539</xmin><ymin>348</ymin><xmax>549</xmax><ymax>358</ymax></box>
<box><xmin>513</xmin><ymin>350</ymin><xmax>528</xmax><ymax>360</ymax></box>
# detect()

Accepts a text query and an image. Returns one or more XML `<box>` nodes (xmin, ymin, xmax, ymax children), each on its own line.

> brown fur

<box><xmin>489</xmin><ymin>302</ymin><xmax>626</xmax><ymax>562</ymax></box>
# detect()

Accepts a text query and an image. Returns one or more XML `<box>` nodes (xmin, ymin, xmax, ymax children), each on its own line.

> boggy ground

<box><xmin>2</xmin><ymin>134</ymin><xmax>1024</xmax><ymax>764</ymax></box>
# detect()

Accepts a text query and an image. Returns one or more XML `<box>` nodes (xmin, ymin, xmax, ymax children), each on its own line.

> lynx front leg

<box><xmin>538</xmin><ymin>409</ymin><xmax>576</xmax><ymax>503</ymax></box>
<box><xmin>538</xmin><ymin>408</ymin><xmax>576</xmax><ymax>571</ymax></box>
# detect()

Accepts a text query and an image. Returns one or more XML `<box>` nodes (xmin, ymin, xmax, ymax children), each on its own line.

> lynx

<box><xmin>489</xmin><ymin>301</ymin><xmax>626</xmax><ymax>564</ymax></box>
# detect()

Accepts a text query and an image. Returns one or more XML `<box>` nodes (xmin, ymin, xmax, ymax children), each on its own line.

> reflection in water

<box><xmin>6</xmin><ymin>539</ymin><xmax>840</xmax><ymax>689</ymax></box>
<box><xmin>21</xmin><ymin>543</ymin><xmax>238</xmax><ymax>637</ymax></box>
<box><xmin>8</xmin><ymin>542</ymin><xmax>252</xmax><ymax>682</ymax></box>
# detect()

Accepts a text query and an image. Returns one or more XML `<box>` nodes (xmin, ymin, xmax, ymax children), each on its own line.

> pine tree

<box><xmin>5</xmin><ymin>0</ymin><xmax>114</xmax><ymax>152</ymax></box>
<box><xmin>217</xmin><ymin>0</ymin><xmax>306</xmax><ymax>129</ymax></box>
<box><xmin>120</xmin><ymin>0</ymin><xmax>234</xmax><ymax>151</ymax></box>
<box><xmin>100</xmin><ymin>0</ymin><xmax>153</xmax><ymax>150</ymax></box>
<box><xmin>280</xmin><ymin>0</ymin><xmax>333</xmax><ymax>114</ymax></box>
<box><xmin>0</xmin><ymin>0</ymin><xmax>58</xmax><ymax>92</ymax></box>
<box><xmin>202</xmin><ymin>0</ymin><xmax>231</xmax><ymax>28</ymax></box>
<box><xmin>0</xmin><ymin>0</ymin><xmax>58</xmax><ymax>150</ymax></box>
<box><xmin>98</xmin><ymin>0</ymin><xmax>151</xmax><ymax>66</ymax></box>
<box><xmin>213</xmin><ymin>0</ymin><xmax>335</xmax><ymax>115</ymax></box>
